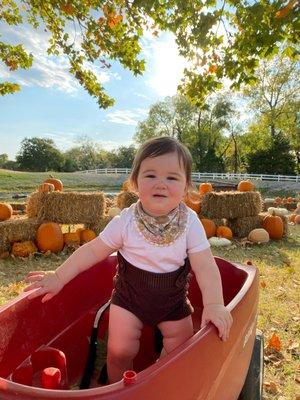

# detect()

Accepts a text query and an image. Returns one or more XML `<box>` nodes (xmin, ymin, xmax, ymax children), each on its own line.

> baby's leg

<box><xmin>107</xmin><ymin>304</ymin><xmax>143</xmax><ymax>383</ymax></box>
<box><xmin>157</xmin><ymin>315</ymin><xmax>193</xmax><ymax>356</ymax></box>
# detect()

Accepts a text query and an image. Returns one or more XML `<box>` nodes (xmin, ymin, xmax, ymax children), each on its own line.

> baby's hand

<box><xmin>24</xmin><ymin>271</ymin><xmax>64</xmax><ymax>303</ymax></box>
<box><xmin>201</xmin><ymin>304</ymin><xmax>233</xmax><ymax>341</ymax></box>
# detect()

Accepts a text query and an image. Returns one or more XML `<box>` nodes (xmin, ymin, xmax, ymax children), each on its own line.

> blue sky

<box><xmin>0</xmin><ymin>21</ymin><xmax>189</xmax><ymax>160</ymax></box>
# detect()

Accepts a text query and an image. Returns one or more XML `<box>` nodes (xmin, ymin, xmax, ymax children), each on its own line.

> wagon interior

<box><xmin>0</xmin><ymin>256</ymin><xmax>248</xmax><ymax>390</ymax></box>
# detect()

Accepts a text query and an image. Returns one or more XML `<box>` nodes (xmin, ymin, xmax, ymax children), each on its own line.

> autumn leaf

<box><xmin>98</xmin><ymin>16</ymin><xmax>105</xmax><ymax>24</ymax></box>
<box><xmin>260</xmin><ymin>280</ymin><xmax>267</xmax><ymax>288</ymax></box>
<box><xmin>275</xmin><ymin>0</ymin><xmax>297</xmax><ymax>19</ymax></box>
<box><xmin>208</xmin><ymin>65</ymin><xmax>218</xmax><ymax>73</ymax></box>
<box><xmin>108</xmin><ymin>15</ymin><xmax>122</xmax><ymax>29</ymax></box>
<box><xmin>152</xmin><ymin>30</ymin><xmax>159</xmax><ymax>37</ymax></box>
<box><xmin>61</xmin><ymin>3</ymin><xmax>75</xmax><ymax>15</ymax></box>
<box><xmin>267</xmin><ymin>332</ymin><xmax>281</xmax><ymax>351</ymax></box>
<box><xmin>264</xmin><ymin>380</ymin><xmax>280</xmax><ymax>394</ymax></box>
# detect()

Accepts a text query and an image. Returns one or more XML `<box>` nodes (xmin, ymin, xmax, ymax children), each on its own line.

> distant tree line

<box><xmin>0</xmin><ymin>138</ymin><xmax>136</xmax><ymax>172</ymax></box>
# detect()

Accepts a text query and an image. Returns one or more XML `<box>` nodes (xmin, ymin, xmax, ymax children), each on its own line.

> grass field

<box><xmin>0</xmin><ymin>170</ymin><xmax>299</xmax><ymax>398</ymax></box>
<box><xmin>0</xmin><ymin>169</ymin><xmax>125</xmax><ymax>193</ymax></box>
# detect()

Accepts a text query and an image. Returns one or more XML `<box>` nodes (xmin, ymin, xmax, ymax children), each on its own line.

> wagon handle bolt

<box><xmin>123</xmin><ymin>370</ymin><xmax>137</xmax><ymax>386</ymax></box>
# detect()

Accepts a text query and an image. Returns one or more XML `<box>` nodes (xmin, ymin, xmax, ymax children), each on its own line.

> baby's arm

<box><xmin>24</xmin><ymin>237</ymin><xmax>115</xmax><ymax>302</ymax></box>
<box><xmin>189</xmin><ymin>248</ymin><xmax>233</xmax><ymax>341</ymax></box>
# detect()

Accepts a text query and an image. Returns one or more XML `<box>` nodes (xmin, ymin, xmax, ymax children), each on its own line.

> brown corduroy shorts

<box><xmin>111</xmin><ymin>252</ymin><xmax>194</xmax><ymax>326</ymax></box>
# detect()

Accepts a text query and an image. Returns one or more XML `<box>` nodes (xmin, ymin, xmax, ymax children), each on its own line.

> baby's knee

<box><xmin>108</xmin><ymin>339</ymin><xmax>139</xmax><ymax>363</ymax></box>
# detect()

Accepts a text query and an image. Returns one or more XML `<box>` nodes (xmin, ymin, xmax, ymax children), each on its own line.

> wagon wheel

<box><xmin>238</xmin><ymin>331</ymin><xmax>264</xmax><ymax>400</ymax></box>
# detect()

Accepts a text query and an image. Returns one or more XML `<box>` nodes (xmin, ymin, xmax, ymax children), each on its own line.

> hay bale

<box><xmin>259</xmin><ymin>212</ymin><xmax>289</xmax><ymax>237</ymax></box>
<box><xmin>116</xmin><ymin>191</ymin><xmax>138</xmax><ymax>210</ymax></box>
<box><xmin>10</xmin><ymin>202</ymin><xmax>26</xmax><ymax>212</ymax></box>
<box><xmin>26</xmin><ymin>191</ymin><xmax>106</xmax><ymax>224</ymax></box>
<box><xmin>227</xmin><ymin>216</ymin><xmax>262</xmax><ymax>238</ymax></box>
<box><xmin>86</xmin><ymin>216</ymin><xmax>113</xmax><ymax>236</ymax></box>
<box><xmin>201</xmin><ymin>191</ymin><xmax>262</xmax><ymax>219</ymax></box>
<box><xmin>0</xmin><ymin>217</ymin><xmax>40</xmax><ymax>253</ymax></box>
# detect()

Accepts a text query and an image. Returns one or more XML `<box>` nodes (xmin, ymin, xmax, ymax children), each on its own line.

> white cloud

<box><xmin>96</xmin><ymin>139</ymin><xmax>135</xmax><ymax>151</ymax></box>
<box><xmin>106</xmin><ymin>108</ymin><xmax>148</xmax><ymax>126</ymax></box>
<box><xmin>0</xmin><ymin>24</ymin><xmax>119</xmax><ymax>93</ymax></box>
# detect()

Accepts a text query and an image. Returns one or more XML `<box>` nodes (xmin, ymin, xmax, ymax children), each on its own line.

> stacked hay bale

<box><xmin>27</xmin><ymin>191</ymin><xmax>109</xmax><ymax>236</ymax></box>
<box><xmin>27</xmin><ymin>191</ymin><xmax>105</xmax><ymax>223</ymax></box>
<box><xmin>201</xmin><ymin>191</ymin><xmax>263</xmax><ymax>238</ymax></box>
<box><xmin>0</xmin><ymin>217</ymin><xmax>40</xmax><ymax>254</ymax></box>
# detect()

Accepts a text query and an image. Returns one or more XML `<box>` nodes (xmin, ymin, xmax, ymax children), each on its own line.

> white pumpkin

<box><xmin>267</xmin><ymin>207</ymin><xmax>289</xmax><ymax>216</ymax></box>
<box><xmin>264</xmin><ymin>198</ymin><xmax>275</xmax><ymax>203</ymax></box>
<box><xmin>208</xmin><ymin>237</ymin><xmax>231</xmax><ymax>247</ymax></box>
<box><xmin>108</xmin><ymin>207</ymin><xmax>121</xmax><ymax>217</ymax></box>
<box><xmin>248</xmin><ymin>228</ymin><xmax>270</xmax><ymax>243</ymax></box>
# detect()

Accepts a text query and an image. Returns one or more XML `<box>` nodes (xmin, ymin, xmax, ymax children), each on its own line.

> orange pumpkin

<box><xmin>0</xmin><ymin>203</ymin><xmax>13</xmax><ymax>221</ymax></box>
<box><xmin>262</xmin><ymin>213</ymin><xmax>284</xmax><ymax>240</ymax></box>
<box><xmin>287</xmin><ymin>197</ymin><xmax>293</xmax><ymax>203</ymax></box>
<box><xmin>237</xmin><ymin>180</ymin><xmax>255</xmax><ymax>192</ymax></box>
<box><xmin>12</xmin><ymin>241</ymin><xmax>37</xmax><ymax>257</ymax></box>
<box><xmin>63</xmin><ymin>232</ymin><xmax>81</xmax><ymax>245</ymax></box>
<box><xmin>38</xmin><ymin>183</ymin><xmax>55</xmax><ymax>193</ymax></box>
<box><xmin>199</xmin><ymin>182</ymin><xmax>213</xmax><ymax>195</ymax></box>
<box><xmin>36</xmin><ymin>222</ymin><xmax>64</xmax><ymax>253</ymax></box>
<box><xmin>216</xmin><ymin>226</ymin><xmax>233</xmax><ymax>240</ymax></box>
<box><xmin>184</xmin><ymin>191</ymin><xmax>202</xmax><ymax>214</ymax></box>
<box><xmin>274</xmin><ymin>196</ymin><xmax>282</xmax><ymax>205</ymax></box>
<box><xmin>80</xmin><ymin>229</ymin><xmax>96</xmax><ymax>243</ymax></box>
<box><xmin>44</xmin><ymin>177</ymin><xmax>63</xmax><ymax>191</ymax></box>
<box><xmin>295</xmin><ymin>215</ymin><xmax>300</xmax><ymax>224</ymax></box>
<box><xmin>200</xmin><ymin>218</ymin><xmax>216</xmax><ymax>238</ymax></box>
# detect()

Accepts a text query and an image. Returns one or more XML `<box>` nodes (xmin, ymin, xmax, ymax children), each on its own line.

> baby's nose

<box><xmin>155</xmin><ymin>179</ymin><xmax>167</xmax><ymax>187</ymax></box>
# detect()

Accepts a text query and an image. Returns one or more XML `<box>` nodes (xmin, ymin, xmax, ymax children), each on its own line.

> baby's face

<box><xmin>136</xmin><ymin>152</ymin><xmax>187</xmax><ymax>217</ymax></box>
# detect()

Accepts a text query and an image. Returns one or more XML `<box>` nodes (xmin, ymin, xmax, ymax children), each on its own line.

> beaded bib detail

<box><xmin>133</xmin><ymin>201</ymin><xmax>188</xmax><ymax>246</ymax></box>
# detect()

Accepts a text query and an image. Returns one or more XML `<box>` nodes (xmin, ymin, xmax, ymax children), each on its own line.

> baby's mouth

<box><xmin>153</xmin><ymin>194</ymin><xmax>167</xmax><ymax>198</ymax></box>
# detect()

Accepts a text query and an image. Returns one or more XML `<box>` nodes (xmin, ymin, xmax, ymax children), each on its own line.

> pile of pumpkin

<box><xmin>184</xmin><ymin>180</ymin><xmax>300</xmax><ymax>246</ymax></box>
<box><xmin>0</xmin><ymin>176</ymin><xmax>97</xmax><ymax>258</ymax></box>
<box><xmin>9</xmin><ymin>223</ymin><xmax>97</xmax><ymax>258</ymax></box>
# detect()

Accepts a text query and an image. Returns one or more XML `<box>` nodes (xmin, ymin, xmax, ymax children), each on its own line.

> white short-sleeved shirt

<box><xmin>99</xmin><ymin>203</ymin><xmax>210</xmax><ymax>273</ymax></box>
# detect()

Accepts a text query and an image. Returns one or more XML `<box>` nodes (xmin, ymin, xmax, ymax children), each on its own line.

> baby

<box><xmin>25</xmin><ymin>136</ymin><xmax>233</xmax><ymax>384</ymax></box>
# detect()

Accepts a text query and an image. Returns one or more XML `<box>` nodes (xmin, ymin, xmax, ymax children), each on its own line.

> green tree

<box><xmin>135</xmin><ymin>94</ymin><xmax>234</xmax><ymax>172</ymax></box>
<box><xmin>110</xmin><ymin>145</ymin><xmax>136</xmax><ymax>167</ymax></box>
<box><xmin>16</xmin><ymin>137</ymin><xmax>64</xmax><ymax>171</ymax></box>
<box><xmin>243</xmin><ymin>56</ymin><xmax>299</xmax><ymax>138</ymax></box>
<box><xmin>242</xmin><ymin>56</ymin><xmax>299</xmax><ymax>171</ymax></box>
<box><xmin>1</xmin><ymin>1</ymin><xmax>299</xmax><ymax>106</ymax></box>
<box><xmin>0</xmin><ymin>153</ymin><xmax>8</xmax><ymax>167</ymax></box>
<box><xmin>247</xmin><ymin>131</ymin><xmax>297</xmax><ymax>174</ymax></box>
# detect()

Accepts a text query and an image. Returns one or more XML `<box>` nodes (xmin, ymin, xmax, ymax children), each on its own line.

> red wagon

<box><xmin>0</xmin><ymin>255</ymin><xmax>263</xmax><ymax>399</ymax></box>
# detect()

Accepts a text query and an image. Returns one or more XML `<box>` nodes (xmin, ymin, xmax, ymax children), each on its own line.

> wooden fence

<box><xmin>80</xmin><ymin>168</ymin><xmax>299</xmax><ymax>182</ymax></box>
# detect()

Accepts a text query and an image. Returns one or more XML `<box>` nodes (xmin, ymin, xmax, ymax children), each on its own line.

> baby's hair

<box><xmin>130</xmin><ymin>136</ymin><xmax>192</xmax><ymax>191</ymax></box>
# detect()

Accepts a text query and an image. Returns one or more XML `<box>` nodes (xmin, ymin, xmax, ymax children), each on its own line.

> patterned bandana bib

<box><xmin>134</xmin><ymin>200</ymin><xmax>188</xmax><ymax>246</ymax></box>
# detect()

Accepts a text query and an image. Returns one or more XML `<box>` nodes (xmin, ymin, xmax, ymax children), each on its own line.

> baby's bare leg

<box><xmin>157</xmin><ymin>315</ymin><xmax>193</xmax><ymax>356</ymax></box>
<box><xmin>107</xmin><ymin>304</ymin><xmax>143</xmax><ymax>383</ymax></box>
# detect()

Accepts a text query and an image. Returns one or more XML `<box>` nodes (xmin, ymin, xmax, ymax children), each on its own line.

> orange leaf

<box><xmin>61</xmin><ymin>3</ymin><xmax>75</xmax><ymax>15</ymax></box>
<box><xmin>264</xmin><ymin>381</ymin><xmax>279</xmax><ymax>394</ymax></box>
<box><xmin>275</xmin><ymin>0</ymin><xmax>296</xmax><ymax>19</ymax></box>
<box><xmin>98</xmin><ymin>16</ymin><xmax>105</xmax><ymax>24</ymax></box>
<box><xmin>260</xmin><ymin>280</ymin><xmax>267</xmax><ymax>289</ymax></box>
<box><xmin>108</xmin><ymin>15</ymin><xmax>122</xmax><ymax>28</ymax></box>
<box><xmin>267</xmin><ymin>332</ymin><xmax>281</xmax><ymax>352</ymax></box>
<box><xmin>208</xmin><ymin>65</ymin><xmax>218</xmax><ymax>73</ymax></box>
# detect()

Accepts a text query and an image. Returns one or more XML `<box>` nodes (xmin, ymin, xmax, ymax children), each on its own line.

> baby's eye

<box><xmin>167</xmin><ymin>176</ymin><xmax>178</xmax><ymax>180</ymax></box>
<box><xmin>145</xmin><ymin>174</ymin><xmax>155</xmax><ymax>178</ymax></box>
